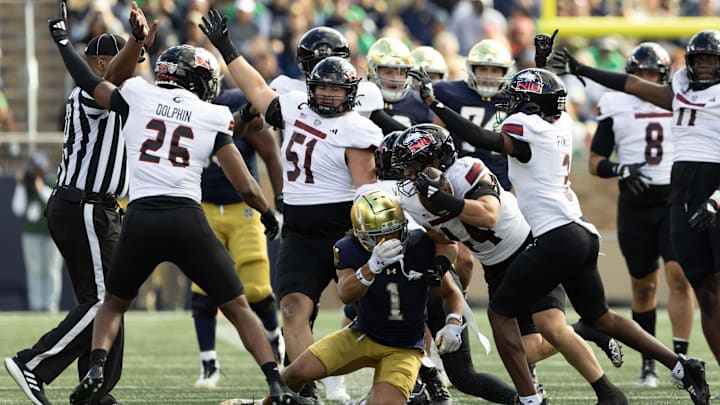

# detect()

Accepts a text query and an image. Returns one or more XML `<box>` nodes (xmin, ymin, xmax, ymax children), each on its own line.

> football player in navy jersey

<box><xmin>190</xmin><ymin>79</ymin><xmax>285</xmax><ymax>388</ymax></box>
<box><xmin>588</xmin><ymin>42</ymin><xmax>694</xmax><ymax>388</ymax></box>
<box><xmin>551</xmin><ymin>31</ymin><xmax>719</xmax><ymax>401</ymax></box>
<box><xmin>432</xmin><ymin>39</ymin><xmax>514</xmax><ymax>191</ymax></box>
<box><xmin>275</xmin><ymin>190</ymin><xmax>465</xmax><ymax>405</ymax></box>
<box><xmin>411</xmin><ymin>46</ymin><xmax>448</xmax><ymax>83</ymax></box>
<box><xmin>367</xmin><ymin>37</ymin><xmax>439</xmax><ymax>127</ymax></box>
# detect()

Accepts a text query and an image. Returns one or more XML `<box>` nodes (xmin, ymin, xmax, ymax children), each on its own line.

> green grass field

<box><xmin>0</xmin><ymin>308</ymin><xmax>715</xmax><ymax>404</ymax></box>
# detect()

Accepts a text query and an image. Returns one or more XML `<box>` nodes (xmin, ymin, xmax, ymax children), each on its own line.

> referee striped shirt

<box><xmin>58</xmin><ymin>86</ymin><xmax>128</xmax><ymax>198</ymax></box>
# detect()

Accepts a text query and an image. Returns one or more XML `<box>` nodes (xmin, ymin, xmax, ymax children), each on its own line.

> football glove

<box><xmin>407</xmin><ymin>68</ymin><xmax>434</xmax><ymax>104</ymax></box>
<box><xmin>534</xmin><ymin>28</ymin><xmax>558</xmax><ymax>68</ymax></box>
<box><xmin>616</xmin><ymin>162</ymin><xmax>652</xmax><ymax>195</ymax></box>
<box><xmin>199</xmin><ymin>9</ymin><xmax>240</xmax><ymax>63</ymax></box>
<box><xmin>368</xmin><ymin>239</ymin><xmax>404</xmax><ymax>274</ymax></box>
<box><xmin>48</xmin><ymin>18</ymin><xmax>69</xmax><ymax>47</ymax></box>
<box><xmin>548</xmin><ymin>48</ymin><xmax>586</xmax><ymax>86</ymax></box>
<box><xmin>274</xmin><ymin>192</ymin><xmax>284</xmax><ymax>214</ymax></box>
<box><xmin>435</xmin><ymin>323</ymin><xmax>465</xmax><ymax>355</ymax></box>
<box><xmin>260</xmin><ymin>209</ymin><xmax>280</xmax><ymax>240</ymax></box>
<box><xmin>414</xmin><ymin>172</ymin><xmax>446</xmax><ymax>200</ymax></box>
<box><xmin>689</xmin><ymin>198</ymin><xmax>718</xmax><ymax>232</ymax></box>
<box><xmin>424</xmin><ymin>255</ymin><xmax>452</xmax><ymax>287</ymax></box>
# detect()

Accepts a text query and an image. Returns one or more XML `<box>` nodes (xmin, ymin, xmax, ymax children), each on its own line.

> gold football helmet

<box><xmin>411</xmin><ymin>46</ymin><xmax>448</xmax><ymax>81</ymax></box>
<box><xmin>351</xmin><ymin>190</ymin><xmax>408</xmax><ymax>252</ymax></box>
<box><xmin>466</xmin><ymin>39</ymin><xmax>515</xmax><ymax>99</ymax></box>
<box><xmin>367</xmin><ymin>37</ymin><xmax>415</xmax><ymax>102</ymax></box>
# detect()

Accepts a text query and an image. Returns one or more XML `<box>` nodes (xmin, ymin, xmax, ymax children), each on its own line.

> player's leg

<box><xmin>370</xmin><ymin>346</ymin><xmax>424</xmax><ymax>405</ymax></box>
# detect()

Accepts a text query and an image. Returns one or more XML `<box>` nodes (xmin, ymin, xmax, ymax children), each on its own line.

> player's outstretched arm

<box><xmin>49</xmin><ymin>13</ymin><xmax>115</xmax><ymax>109</ymax></box>
<box><xmin>549</xmin><ymin>49</ymin><xmax>674</xmax><ymax>110</ymax></box>
<box><xmin>105</xmin><ymin>1</ymin><xmax>159</xmax><ymax>85</ymax></box>
<box><xmin>200</xmin><ymin>9</ymin><xmax>278</xmax><ymax>119</ymax></box>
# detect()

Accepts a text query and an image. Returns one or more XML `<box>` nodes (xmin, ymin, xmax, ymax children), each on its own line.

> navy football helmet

<box><xmin>499</xmin><ymin>68</ymin><xmax>567</xmax><ymax>119</ymax></box>
<box><xmin>155</xmin><ymin>45</ymin><xmax>220</xmax><ymax>102</ymax></box>
<box><xmin>626</xmin><ymin>42</ymin><xmax>672</xmax><ymax>84</ymax></box>
<box><xmin>685</xmin><ymin>30</ymin><xmax>720</xmax><ymax>90</ymax></box>
<box><xmin>306</xmin><ymin>56</ymin><xmax>360</xmax><ymax>117</ymax></box>
<box><xmin>296</xmin><ymin>27</ymin><xmax>351</xmax><ymax>74</ymax></box>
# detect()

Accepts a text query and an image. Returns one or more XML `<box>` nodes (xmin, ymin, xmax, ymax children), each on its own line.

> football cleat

<box><xmin>70</xmin><ymin>363</ymin><xmax>104</xmax><ymax>405</ymax></box>
<box><xmin>674</xmin><ymin>356</ymin><xmax>710</xmax><ymax>405</ymax></box>
<box><xmin>194</xmin><ymin>359</ymin><xmax>221</xmax><ymax>389</ymax></box>
<box><xmin>269</xmin><ymin>380</ymin><xmax>317</xmax><ymax>405</ymax></box>
<box><xmin>4</xmin><ymin>357</ymin><xmax>51</xmax><ymax>405</ymax></box>
<box><xmin>298</xmin><ymin>381</ymin><xmax>324</xmax><ymax>404</ymax></box>
<box><xmin>637</xmin><ymin>361</ymin><xmax>658</xmax><ymax>388</ymax></box>
<box><xmin>419</xmin><ymin>366</ymin><xmax>451</xmax><ymax>405</ymax></box>
<box><xmin>604</xmin><ymin>339</ymin><xmax>624</xmax><ymax>368</ymax></box>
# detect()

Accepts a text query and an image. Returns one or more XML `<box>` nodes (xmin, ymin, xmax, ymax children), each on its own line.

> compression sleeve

<box><xmin>578</xmin><ymin>66</ymin><xmax>628</xmax><ymax>92</ymax></box>
<box><xmin>369</xmin><ymin>109</ymin><xmax>408</xmax><ymax>134</ymax></box>
<box><xmin>428</xmin><ymin>100</ymin><xmax>505</xmax><ymax>154</ymax></box>
<box><xmin>56</xmin><ymin>42</ymin><xmax>104</xmax><ymax>96</ymax></box>
<box><xmin>590</xmin><ymin>118</ymin><xmax>615</xmax><ymax>157</ymax></box>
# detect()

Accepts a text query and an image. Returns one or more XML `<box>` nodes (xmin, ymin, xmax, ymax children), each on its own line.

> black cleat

<box><xmin>597</xmin><ymin>388</ymin><xmax>629</xmax><ymax>405</ymax></box>
<box><xmin>91</xmin><ymin>393</ymin><xmax>122</xmax><ymax>405</ymax></box>
<box><xmin>268</xmin><ymin>380</ymin><xmax>317</xmax><ymax>405</ymax></box>
<box><xmin>675</xmin><ymin>356</ymin><xmax>710</xmax><ymax>405</ymax></box>
<box><xmin>420</xmin><ymin>366</ymin><xmax>451</xmax><ymax>405</ymax></box>
<box><xmin>298</xmin><ymin>381</ymin><xmax>323</xmax><ymax>405</ymax></box>
<box><xmin>70</xmin><ymin>364</ymin><xmax>104</xmax><ymax>405</ymax></box>
<box><xmin>4</xmin><ymin>357</ymin><xmax>51</xmax><ymax>405</ymax></box>
<box><xmin>604</xmin><ymin>339</ymin><xmax>624</xmax><ymax>368</ymax></box>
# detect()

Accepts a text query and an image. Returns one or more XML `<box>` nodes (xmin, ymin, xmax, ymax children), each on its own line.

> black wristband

<box><xmin>216</xmin><ymin>40</ymin><xmax>241</xmax><ymax>65</ymax></box>
<box><xmin>431</xmin><ymin>189</ymin><xmax>465</xmax><ymax>217</ymax></box>
<box><xmin>131</xmin><ymin>33</ymin><xmax>145</xmax><ymax>43</ymax></box>
<box><xmin>596</xmin><ymin>159</ymin><xmax>619</xmax><ymax>178</ymax></box>
<box><xmin>578</xmin><ymin>65</ymin><xmax>628</xmax><ymax>92</ymax></box>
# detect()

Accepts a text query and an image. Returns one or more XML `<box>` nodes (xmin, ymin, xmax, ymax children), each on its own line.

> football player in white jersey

<box><xmin>47</xmin><ymin>14</ymin><xmax>312</xmax><ymax>405</ymax></box>
<box><xmin>270</xmin><ymin>26</ymin><xmax>407</xmax><ymax>136</ymax></box>
<box><xmin>392</xmin><ymin>124</ymin><xmax>629</xmax><ymax>404</ymax></box>
<box><xmin>200</xmin><ymin>10</ymin><xmax>384</xmax><ymax>402</ymax></box>
<box><xmin>435</xmin><ymin>63</ymin><xmax>710</xmax><ymax>404</ymax></box>
<box><xmin>552</xmin><ymin>31</ymin><xmax>719</xmax><ymax>403</ymax></box>
<box><xmin>589</xmin><ymin>42</ymin><xmax>694</xmax><ymax>388</ymax></box>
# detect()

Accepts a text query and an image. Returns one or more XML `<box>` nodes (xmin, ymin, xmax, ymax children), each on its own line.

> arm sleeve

<box><xmin>428</xmin><ymin>100</ymin><xmax>505</xmax><ymax>154</ymax></box>
<box><xmin>110</xmin><ymin>89</ymin><xmax>129</xmax><ymax>123</ymax></box>
<box><xmin>56</xmin><ymin>42</ymin><xmax>104</xmax><ymax>95</ymax></box>
<box><xmin>213</xmin><ymin>133</ymin><xmax>234</xmax><ymax>154</ymax></box>
<box><xmin>264</xmin><ymin>96</ymin><xmax>283</xmax><ymax>129</ymax></box>
<box><xmin>590</xmin><ymin>117</ymin><xmax>615</xmax><ymax>157</ymax></box>
<box><xmin>510</xmin><ymin>137</ymin><xmax>531</xmax><ymax>163</ymax></box>
<box><xmin>369</xmin><ymin>109</ymin><xmax>408</xmax><ymax>134</ymax></box>
<box><xmin>578</xmin><ymin>66</ymin><xmax>629</xmax><ymax>92</ymax></box>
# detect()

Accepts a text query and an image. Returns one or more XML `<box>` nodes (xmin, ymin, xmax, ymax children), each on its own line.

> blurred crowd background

<box><xmin>0</xmin><ymin>0</ymin><xmax>718</xmax><ymax>311</ymax></box>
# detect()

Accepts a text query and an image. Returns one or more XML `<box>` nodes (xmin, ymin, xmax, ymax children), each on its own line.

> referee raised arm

<box><xmin>3</xmin><ymin>4</ymin><xmax>158</xmax><ymax>404</ymax></box>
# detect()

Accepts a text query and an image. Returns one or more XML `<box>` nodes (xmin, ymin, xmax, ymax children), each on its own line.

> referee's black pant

<box><xmin>14</xmin><ymin>191</ymin><xmax>124</xmax><ymax>401</ymax></box>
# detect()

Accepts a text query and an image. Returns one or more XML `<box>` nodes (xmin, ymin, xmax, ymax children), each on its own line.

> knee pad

<box><xmin>249</xmin><ymin>295</ymin><xmax>279</xmax><ymax>331</ymax></box>
<box><xmin>191</xmin><ymin>293</ymin><xmax>218</xmax><ymax>319</ymax></box>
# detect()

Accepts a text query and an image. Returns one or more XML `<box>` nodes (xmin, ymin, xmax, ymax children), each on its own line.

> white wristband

<box><xmin>356</xmin><ymin>268</ymin><xmax>374</xmax><ymax>287</ymax></box>
<box><xmin>446</xmin><ymin>313</ymin><xmax>463</xmax><ymax>325</ymax></box>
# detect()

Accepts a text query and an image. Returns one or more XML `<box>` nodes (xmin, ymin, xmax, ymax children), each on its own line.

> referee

<box><xmin>4</xmin><ymin>31</ymin><xmax>146</xmax><ymax>405</ymax></box>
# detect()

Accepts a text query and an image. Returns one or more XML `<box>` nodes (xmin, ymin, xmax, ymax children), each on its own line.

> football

<box><xmin>417</xmin><ymin>167</ymin><xmax>453</xmax><ymax>216</ymax></box>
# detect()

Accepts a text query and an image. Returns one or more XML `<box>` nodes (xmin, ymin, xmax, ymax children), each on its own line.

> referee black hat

<box><xmin>84</xmin><ymin>34</ymin><xmax>126</xmax><ymax>56</ymax></box>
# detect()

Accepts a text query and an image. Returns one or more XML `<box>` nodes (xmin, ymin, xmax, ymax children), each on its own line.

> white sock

<box><xmin>520</xmin><ymin>394</ymin><xmax>543</xmax><ymax>404</ymax></box>
<box><xmin>200</xmin><ymin>350</ymin><xmax>217</xmax><ymax>362</ymax></box>
<box><xmin>265</xmin><ymin>327</ymin><xmax>281</xmax><ymax>340</ymax></box>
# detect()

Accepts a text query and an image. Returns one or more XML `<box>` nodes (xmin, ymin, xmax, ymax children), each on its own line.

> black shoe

<box><xmin>91</xmin><ymin>393</ymin><xmax>122</xmax><ymax>405</ymax></box>
<box><xmin>420</xmin><ymin>366</ymin><xmax>451</xmax><ymax>405</ymax></box>
<box><xmin>597</xmin><ymin>388</ymin><xmax>629</xmax><ymax>405</ymax></box>
<box><xmin>298</xmin><ymin>381</ymin><xmax>324</xmax><ymax>405</ymax></box>
<box><xmin>511</xmin><ymin>395</ymin><xmax>548</xmax><ymax>405</ymax></box>
<box><xmin>675</xmin><ymin>356</ymin><xmax>710</xmax><ymax>405</ymax></box>
<box><xmin>603</xmin><ymin>339</ymin><xmax>624</xmax><ymax>368</ymax></box>
<box><xmin>4</xmin><ymin>357</ymin><xmax>51</xmax><ymax>405</ymax></box>
<box><xmin>70</xmin><ymin>364</ymin><xmax>104</xmax><ymax>405</ymax></box>
<box><xmin>268</xmin><ymin>380</ymin><xmax>316</xmax><ymax>405</ymax></box>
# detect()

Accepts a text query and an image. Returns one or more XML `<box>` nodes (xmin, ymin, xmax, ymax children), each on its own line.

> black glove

<box><xmin>260</xmin><ymin>210</ymin><xmax>280</xmax><ymax>240</ymax></box>
<box><xmin>548</xmin><ymin>48</ymin><xmax>586</xmax><ymax>86</ymax></box>
<box><xmin>534</xmin><ymin>28</ymin><xmax>558</xmax><ymax>68</ymax></box>
<box><xmin>239</xmin><ymin>102</ymin><xmax>260</xmax><ymax>123</ymax></box>
<box><xmin>414</xmin><ymin>172</ymin><xmax>446</xmax><ymax>201</ymax></box>
<box><xmin>689</xmin><ymin>198</ymin><xmax>718</xmax><ymax>232</ymax></box>
<box><xmin>616</xmin><ymin>162</ymin><xmax>652</xmax><ymax>195</ymax></box>
<box><xmin>199</xmin><ymin>9</ymin><xmax>240</xmax><ymax>64</ymax></box>
<box><xmin>424</xmin><ymin>256</ymin><xmax>452</xmax><ymax>287</ymax></box>
<box><xmin>48</xmin><ymin>18</ymin><xmax>69</xmax><ymax>47</ymax></box>
<box><xmin>274</xmin><ymin>193</ymin><xmax>284</xmax><ymax>214</ymax></box>
<box><xmin>407</xmin><ymin>68</ymin><xmax>434</xmax><ymax>103</ymax></box>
